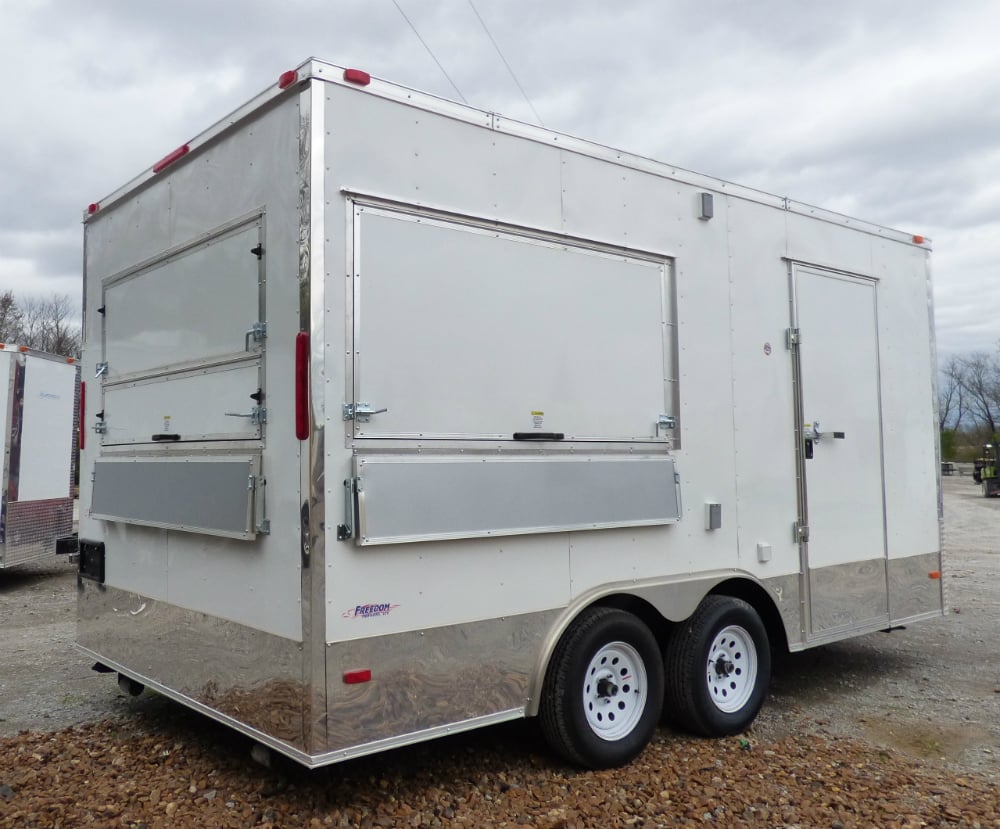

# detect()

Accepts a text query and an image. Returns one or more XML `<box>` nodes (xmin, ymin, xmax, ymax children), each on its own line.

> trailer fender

<box><xmin>525</xmin><ymin>572</ymin><xmax>788</xmax><ymax>717</ymax></box>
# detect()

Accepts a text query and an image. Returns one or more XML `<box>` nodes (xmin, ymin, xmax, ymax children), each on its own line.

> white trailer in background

<box><xmin>0</xmin><ymin>345</ymin><xmax>77</xmax><ymax>569</ymax></box>
<box><xmin>77</xmin><ymin>58</ymin><xmax>942</xmax><ymax>769</ymax></box>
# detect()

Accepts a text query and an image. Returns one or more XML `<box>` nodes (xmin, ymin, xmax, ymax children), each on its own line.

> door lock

<box><xmin>224</xmin><ymin>406</ymin><xmax>267</xmax><ymax>425</ymax></box>
<box><xmin>343</xmin><ymin>402</ymin><xmax>388</xmax><ymax>423</ymax></box>
<box><xmin>804</xmin><ymin>421</ymin><xmax>845</xmax><ymax>459</ymax></box>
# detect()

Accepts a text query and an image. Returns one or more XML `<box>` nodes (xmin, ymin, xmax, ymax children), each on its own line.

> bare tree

<box><xmin>0</xmin><ymin>290</ymin><xmax>23</xmax><ymax>343</ymax></box>
<box><xmin>17</xmin><ymin>293</ymin><xmax>81</xmax><ymax>358</ymax></box>
<box><xmin>938</xmin><ymin>354</ymin><xmax>968</xmax><ymax>431</ymax></box>
<box><xmin>959</xmin><ymin>351</ymin><xmax>1000</xmax><ymax>436</ymax></box>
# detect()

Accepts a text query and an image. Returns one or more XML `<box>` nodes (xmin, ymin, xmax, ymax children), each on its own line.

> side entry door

<box><xmin>792</xmin><ymin>265</ymin><xmax>888</xmax><ymax>638</ymax></box>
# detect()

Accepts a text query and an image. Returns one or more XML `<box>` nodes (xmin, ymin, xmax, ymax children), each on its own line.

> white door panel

<box><xmin>103</xmin><ymin>218</ymin><xmax>262</xmax><ymax>379</ymax></box>
<box><xmin>794</xmin><ymin>267</ymin><xmax>888</xmax><ymax>634</ymax></box>
<box><xmin>353</xmin><ymin>208</ymin><xmax>671</xmax><ymax>441</ymax></box>
<box><xmin>15</xmin><ymin>357</ymin><xmax>76</xmax><ymax>501</ymax></box>
<box><xmin>102</xmin><ymin>361</ymin><xmax>262</xmax><ymax>444</ymax></box>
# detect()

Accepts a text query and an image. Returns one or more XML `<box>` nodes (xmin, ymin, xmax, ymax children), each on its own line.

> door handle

<box><xmin>804</xmin><ymin>421</ymin><xmax>846</xmax><ymax>443</ymax></box>
<box><xmin>344</xmin><ymin>403</ymin><xmax>388</xmax><ymax>423</ymax></box>
<box><xmin>804</xmin><ymin>421</ymin><xmax>845</xmax><ymax>458</ymax></box>
<box><xmin>244</xmin><ymin>321</ymin><xmax>267</xmax><ymax>351</ymax></box>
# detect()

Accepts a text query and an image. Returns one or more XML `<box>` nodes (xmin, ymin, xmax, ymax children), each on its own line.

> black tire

<box><xmin>539</xmin><ymin>607</ymin><xmax>664</xmax><ymax>769</ymax></box>
<box><xmin>663</xmin><ymin>595</ymin><xmax>770</xmax><ymax>737</ymax></box>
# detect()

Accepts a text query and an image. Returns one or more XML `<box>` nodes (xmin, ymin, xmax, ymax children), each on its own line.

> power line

<box><xmin>390</xmin><ymin>0</ymin><xmax>468</xmax><ymax>104</ymax></box>
<box><xmin>466</xmin><ymin>0</ymin><xmax>544</xmax><ymax>127</ymax></box>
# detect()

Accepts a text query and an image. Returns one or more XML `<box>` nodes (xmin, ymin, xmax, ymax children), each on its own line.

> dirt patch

<box><xmin>862</xmin><ymin>720</ymin><xmax>982</xmax><ymax>761</ymax></box>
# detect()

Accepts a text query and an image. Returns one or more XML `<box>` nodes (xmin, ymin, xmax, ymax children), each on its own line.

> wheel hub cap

<box><xmin>583</xmin><ymin>641</ymin><xmax>648</xmax><ymax>741</ymax></box>
<box><xmin>705</xmin><ymin>624</ymin><xmax>758</xmax><ymax>714</ymax></box>
<box><xmin>596</xmin><ymin>677</ymin><xmax>619</xmax><ymax>697</ymax></box>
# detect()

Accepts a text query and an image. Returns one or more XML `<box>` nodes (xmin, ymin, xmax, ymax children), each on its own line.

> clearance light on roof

<box><xmin>278</xmin><ymin>69</ymin><xmax>299</xmax><ymax>89</ymax></box>
<box><xmin>913</xmin><ymin>234</ymin><xmax>926</xmax><ymax>244</ymax></box>
<box><xmin>87</xmin><ymin>203</ymin><xmax>100</xmax><ymax>215</ymax></box>
<box><xmin>343</xmin><ymin>68</ymin><xmax>371</xmax><ymax>86</ymax></box>
<box><xmin>152</xmin><ymin>143</ymin><xmax>190</xmax><ymax>174</ymax></box>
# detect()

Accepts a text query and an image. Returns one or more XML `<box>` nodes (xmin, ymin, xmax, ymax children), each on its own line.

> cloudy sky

<box><xmin>0</xmin><ymin>0</ymin><xmax>997</xmax><ymax>356</ymax></box>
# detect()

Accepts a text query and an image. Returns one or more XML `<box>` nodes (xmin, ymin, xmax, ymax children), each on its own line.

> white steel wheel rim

<box><xmin>582</xmin><ymin>641</ymin><xmax>648</xmax><ymax>741</ymax></box>
<box><xmin>706</xmin><ymin>624</ymin><xmax>758</xmax><ymax>713</ymax></box>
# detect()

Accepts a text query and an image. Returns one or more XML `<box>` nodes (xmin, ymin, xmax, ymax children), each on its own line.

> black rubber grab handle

<box><xmin>151</xmin><ymin>433</ymin><xmax>181</xmax><ymax>442</ymax></box>
<box><xmin>513</xmin><ymin>432</ymin><xmax>565</xmax><ymax>441</ymax></box>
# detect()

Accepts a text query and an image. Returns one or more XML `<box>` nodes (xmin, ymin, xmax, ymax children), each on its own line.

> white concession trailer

<box><xmin>0</xmin><ymin>345</ymin><xmax>76</xmax><ymax>569</ymax></box>
<box><xmin>78</xmin><ymin>58</ymin><xmax>942</xmax><ymax>769</ymax></box>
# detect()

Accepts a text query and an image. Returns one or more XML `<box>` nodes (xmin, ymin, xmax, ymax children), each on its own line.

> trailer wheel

<box><xmin>664</xmin><ymin>595</ymin><xmax>770</xmax><ymax>737</ymax></box>
<box><xmin>540</xmin><ymin>607</ymin><xmax>664</xmax><ymax>769</ymax></box>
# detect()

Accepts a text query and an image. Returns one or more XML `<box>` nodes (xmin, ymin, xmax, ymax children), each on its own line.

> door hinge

<box><xmin>95</xmin><ymin>361</ymin><xmax>109</xmax><ymax>378</ymax></box>
<box><xmin>248</xmin><ymin>474</ymin><xmax>269</xmax><ymax>534</ymax></box>
<box><xmin>337</xmin><ymin>477</ymin><xmax>356</xmax><ymax>541</ymax></box>
<box><xmin>785</xmin><ymin>328</ymin><xmax>801</xmax><ymax>349</ymax></box>
<box><xmin>657</xmin><ymin>414</ymin><xmax>677</xmax><ymax>432</ymax></box>
<box><xmin>794</xmin><ymin>521</ymin><xmax>810</xmax><ymax>543</ymax></box>
<box><xmin>250</xmin><ymin>244</ymin><xmax>264</xmax><ymax>260</ymax></box>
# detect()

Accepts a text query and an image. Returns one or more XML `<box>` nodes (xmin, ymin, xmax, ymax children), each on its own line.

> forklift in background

<box><xmin>974</xmin><ymin>444</ymin><xmax>1000</xmax><ymax>497</ymax></box>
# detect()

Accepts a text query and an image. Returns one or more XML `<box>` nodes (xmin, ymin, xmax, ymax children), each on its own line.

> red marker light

<box><xmin>295</xmin><ymin>332</ymin><xmax>309</xmax><ymax>440</ymax></box>
<box><xmin>343</xmin><ymin>68</ymin><xmax>371</xmax><ymax>86</ymax></box>
<box><xmin>278</xmin><ymin>69</ymin><xmax>299</xmax><ymax>89</ymax></box>
<box><xmin>79</xmin><ymin>381</ymin><xmax>86</xmax><ymax>451</ymax></box>
<box><xmin>343</xmin><ymin>669</ymin><xmax>372</xmax><ymax>684</ymax></box>
<box><xmin>928</xmin><ymin>570</ymin><xmax>941</xmax><ymax>580</ymax></box>
<box><xmin>87</xmin><ymin>203</ymin><xmax>100</xmax><ymax>215</ymax></box>
<box><xmin>912</xmin><ymin>234</ymin><xmax>925</xmax><ymax>244</ymax></box>
<box><xmin>152</xmin><ymin>144</ymin><xmax>190</xmax><ymax>173</ymax></box>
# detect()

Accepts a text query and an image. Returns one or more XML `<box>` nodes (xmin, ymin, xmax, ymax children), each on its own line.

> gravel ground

<box><xmin>0</xmin><ymin>474</ymin><xmax>998</xmax><ymax>827</ymax></box>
